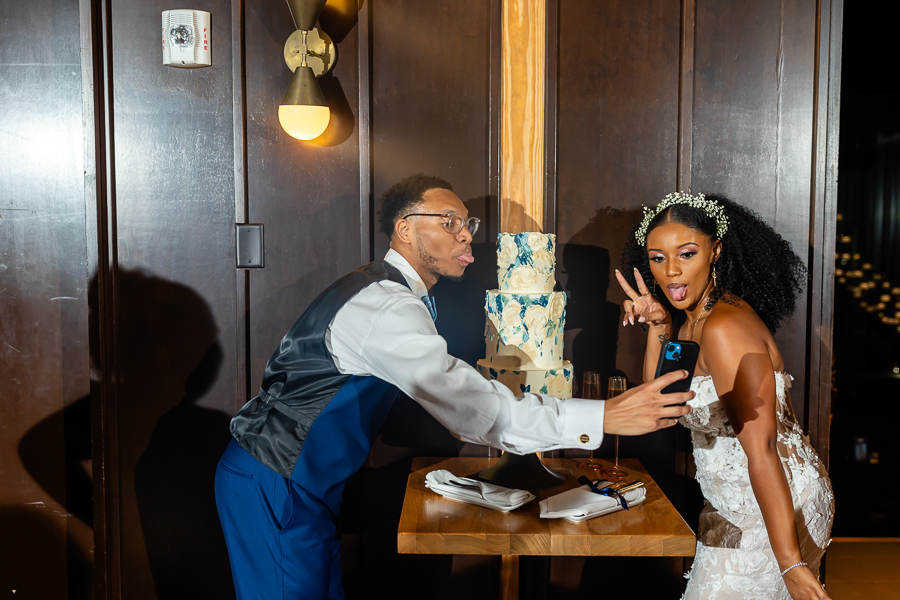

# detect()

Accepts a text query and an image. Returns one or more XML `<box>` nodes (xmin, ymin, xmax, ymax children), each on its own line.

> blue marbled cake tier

<box><xmin>484</xmin><ymin>290</ymin><xmax>566</xmax><ymax>369</ymax></box>
<box><xmin>476</xmin><ymin>360</ymin><xmax>573</xmax><ymax>397</ymax></box>
<box><xmin>497</xmin><ymin>232</ymin><xmax>556</xmax><ymax>293</ymax></box>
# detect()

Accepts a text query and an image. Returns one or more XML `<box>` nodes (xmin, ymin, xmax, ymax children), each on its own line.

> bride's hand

<box><xmin>784</xmin><ymin>565</ymin><xmax>832</xmax><ymax>600</ymax></box>
<box><xmin>615</xmin><ymin>268</ymin><xmax>671</xmax><ymax>327</ymax></box>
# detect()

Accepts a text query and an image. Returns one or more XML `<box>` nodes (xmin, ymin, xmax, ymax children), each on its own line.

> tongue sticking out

<box><xmin>458</xmin><ymin>254</ymin><xmax>475</xmax><ymax>265</ymax></box>
<box><xmin>669</xmin><ymin>285</ymin><xmax>687</xmax><ymax>302</ymax></box>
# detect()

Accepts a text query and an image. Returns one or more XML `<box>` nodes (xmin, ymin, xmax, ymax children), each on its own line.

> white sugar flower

<box><xmin>547</xmin><ymin>294</ymin><xmax>565</xmax><ymax>322</ymax></box>
<box><xmin>497</xmin><ymin>235</ymin><xmax>518</xmax><ymax>270</ymax></box>
<box><xmin>523</xmin><ymin>305</ymin><xmax>549</xmax><ymax>334</ymax></box>
<box><xmin>526</xmin><ymin>232</ymin><xmax>547</xmax><ymax>253</ymax></box>
<box><xmin>508</xmin><ymin>266</ymin><xmax>538</xmax><ymax>290</ymax></box>
<box><xmin>532</xmin><ymin>249</ymin><xmax>554</xmax><ymax>273</ymax></box>
<box><xmin>500</xmin><ymin>300</ymin><xmax>523</xmax><ymax>329</ymax></box>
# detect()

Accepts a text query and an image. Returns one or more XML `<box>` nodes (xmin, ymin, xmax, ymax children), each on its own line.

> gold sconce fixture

<box><xmin>279</xmin><ymin>0</ymin><xmax>337</xmax><ymax>140</ymax></box>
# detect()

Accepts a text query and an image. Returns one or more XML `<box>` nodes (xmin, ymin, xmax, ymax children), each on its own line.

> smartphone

<box><xmin>654</xmin><ymin>340</ymin><xmax>700</xmax><ymax>394</ymax></box>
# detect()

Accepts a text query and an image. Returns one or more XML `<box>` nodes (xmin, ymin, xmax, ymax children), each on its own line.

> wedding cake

<box><xmin>476</xmin><ymin>232</ymin><xmax>573</xmax><ymax>397</ymax></box>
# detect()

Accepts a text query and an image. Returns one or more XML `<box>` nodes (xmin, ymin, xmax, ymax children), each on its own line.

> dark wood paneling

<box><xmin>342</xmin><ymin>3</ymin><xmax>502</xmax><ymax>597</ymax></box>
<box><xmin>554</xmin><ymin>2</ymin><xmax>687</xmax><ymax>555</ymax></box>
<box><xmin>245</xmin><ymin>0</ymin><xmax>362</xmax><ymax>396</ymax></box>
<box><xmin>371</xmin><ymin>0</ymin><xmax>497</xmax><ymax>258</ymax></box>
<box><xmin>556</xmin><ymin>0</ymin><xmax>681</xmax><ymax>386</ymax></box>
<box><xmin>808</xmin><ymin>0</ymin><xmax>843</xmax><ymax>463</ymax></box>
<box><xmin>0</xmin><ymin>0</ymin><xmax>841</xmax><ymax>597</ymax></box>
<box><xmin>106</xmin><ymin>0</ymin><xmax>239</xmax><ymax>597</ymax></box>
<box><xmin>368</xmin><ymin>0</ymin><xmax>500</xmax><ymax>448</ymax></box>
<box><xmin>691</xmin><ymin>0</ymin><xmax>819</xmax><ymax>424</ymax></box>
<box><xmin>0</xmin><ymin>0</ymin><xmax>93</xmax><ymax>597</ymax></box>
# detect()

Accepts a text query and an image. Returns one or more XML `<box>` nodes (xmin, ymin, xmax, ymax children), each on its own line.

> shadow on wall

<box><xmin>559</xmin><ymin>242</ymin><xmax>621</xmax><ymax>395</ymax></box>
<box><xmin>0</xmin><ymin>506</ymin><xmax>92</xmax><ymax>598</ymax></box>
<box><xmin>19</xmin><ymin>269</ymin><xmax>236</xmax><ymax>600</ymax></box>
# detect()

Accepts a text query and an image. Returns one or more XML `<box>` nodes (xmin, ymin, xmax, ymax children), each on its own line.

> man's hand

<box><xmin>602</xmin><ymin>370</ymin><xmax>694</xmax><ymax>435</ymax></box>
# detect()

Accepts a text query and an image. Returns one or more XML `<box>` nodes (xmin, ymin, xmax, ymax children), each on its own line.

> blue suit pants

<box><xmin>215</xmin><ymin>439</ymin><xmax>344</xmax><ymax>600</ymax></box>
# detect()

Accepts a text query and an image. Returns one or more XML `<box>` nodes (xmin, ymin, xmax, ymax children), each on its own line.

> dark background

<box><xmin>0</xmin><ymin>0</ymin><xmax>840</xmax><ymax>598</ymax></box>
<box><xmin>829</xmin><ymin>0</ymin><xmax>900</xmax><ymax>537</ymax></box>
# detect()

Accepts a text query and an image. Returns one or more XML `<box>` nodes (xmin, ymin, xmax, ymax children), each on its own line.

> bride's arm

<box><xmin>703</xmin><ymin>315</ymin><xmax>829</xmax><ymax>600</ymax></box>
<box><xmin>642</xmin><ymin>323</ymin><xmax>672</xmax><ymax>383</ymax></box>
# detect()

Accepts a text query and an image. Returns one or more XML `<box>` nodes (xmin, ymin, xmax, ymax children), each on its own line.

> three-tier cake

<box><xmin>476</xmin><ymin>232</ymin><xmax>573</xmax><ymax>397</ymax></box>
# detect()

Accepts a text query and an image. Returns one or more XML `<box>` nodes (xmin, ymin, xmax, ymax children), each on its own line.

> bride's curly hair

<box><xmin>620</xmin><ymin>195</ymin><xmax>807</xmax><ymax>333</ymax></box>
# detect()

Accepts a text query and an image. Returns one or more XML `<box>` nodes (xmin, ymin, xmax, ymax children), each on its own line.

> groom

<box><xmin>214</xmin><ymin>173</ymin><xmax>694</xmax><ymax>600</ymax></box>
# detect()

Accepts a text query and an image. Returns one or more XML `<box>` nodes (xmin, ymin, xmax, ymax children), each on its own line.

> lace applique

<box><xmin>678</xmin><ymin>372</ymin><xmax>834</xmax><ymax>600</ymax></box>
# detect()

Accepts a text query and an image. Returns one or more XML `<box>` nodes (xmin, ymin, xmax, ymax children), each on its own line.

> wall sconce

<box><xmin>279</xmin><ymin>0</ymin><xmax>337</xmax><ymax>140</ymax></box>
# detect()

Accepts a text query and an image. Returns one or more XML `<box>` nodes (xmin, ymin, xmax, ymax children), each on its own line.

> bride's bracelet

<box><xmin>780</xmin><ymin>562</ymin><xmax>808</xmax><ymax>577</ymax></box>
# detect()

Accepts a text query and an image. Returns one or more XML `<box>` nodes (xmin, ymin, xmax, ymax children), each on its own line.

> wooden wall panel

<box><xmin>371</xmin><ymin>0</ymin><xmax>497</xmax><ymax>259</ymax></box>
<box><xmin>106</xmin><ymin>0</ymin><xmax>239</xmax><ymax>597</ymax></box>
<box><xmin>554</xmin><ymin>7</ymin><xmax>688</xmax><ymax>572</ymax></box>
<box><xmin>554</xmin><ymin>5</ymin><xmax>836</xmax><ymax>594</ymax></box>
<box><xmin>691</xmin><ymin>0</ymin><xmax>819</xmax><ymax>424</ymax></box>
<box><xmin>0</xmin><ymin>0</ymin><xmax>93</xmax><ymax>597</ymax></box>
<box><xmin>556</xmin><ymin>0</ymin><xmax>681</xmax><ymax>399</ymax></box>
<box><xmin>246</xmin><ymin>0</ymin><xmax>362</xmax><ymax>396</ymax></box>
<box><xmin>369</xmin><ymin>0</ymin><xmax>500</xmax><ymax>377</ymax></box>
<box><xmin>337</xmin><ymin>3</ymin><xmax>502</xmax><ymax>598</ymax></box>
<box><xmin>0</xmin><ymin>0</ymin><xmax>840</xmax><ymax>597</ymax></box>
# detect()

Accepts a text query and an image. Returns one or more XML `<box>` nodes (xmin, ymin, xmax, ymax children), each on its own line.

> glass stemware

<box><xmin>600</xmin><ymin>376</ymin><xmax>628</xmax><ymax>481</ymax></box>
<box><xmin>577</xmin><ymin>372</ymin><xmax>602</xmax><ymax>470</ymax></box>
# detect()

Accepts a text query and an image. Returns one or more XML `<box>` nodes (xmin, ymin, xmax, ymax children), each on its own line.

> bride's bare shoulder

<box><xmin>702</xmin><ymin>293</ymin><xmax>771</xmax><ymax>349</ymax></box>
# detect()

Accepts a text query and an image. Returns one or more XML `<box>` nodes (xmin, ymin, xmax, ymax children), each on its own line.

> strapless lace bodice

<box><xmin>677</xmin><ymin>372</ymin><xmax>834</xmax><ymax>600</ymax></box>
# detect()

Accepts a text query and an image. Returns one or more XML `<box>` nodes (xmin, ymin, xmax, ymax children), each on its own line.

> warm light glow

<box><xmin>278</xmin><ymin>105</ymin><xmax>330</xmax><ymax>140</ymax></box>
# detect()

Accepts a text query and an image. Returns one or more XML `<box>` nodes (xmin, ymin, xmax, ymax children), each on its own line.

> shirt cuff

<box><xmin>562</xmin><ymin>398</ymin><xmax>605</xmax><ymax>450</ymax></box>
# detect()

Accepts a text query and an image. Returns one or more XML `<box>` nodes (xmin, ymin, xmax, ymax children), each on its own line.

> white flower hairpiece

<box><xmin>635</xmin><ymin>192</ymin><xmax>729</xmax><ymax>246</ymax></box>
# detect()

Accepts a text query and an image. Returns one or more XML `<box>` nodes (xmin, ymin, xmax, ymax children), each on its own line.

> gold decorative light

<box><xmin>278</xmin><ymin>0</ymin><xmax>337</xmax><ymax>140</ymax></box>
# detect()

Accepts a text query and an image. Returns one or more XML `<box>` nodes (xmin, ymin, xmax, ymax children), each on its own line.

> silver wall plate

<box><xmin>236</xmin><ymin>223</ymin><xmax>265</xmax><ymax>268</ymax></box>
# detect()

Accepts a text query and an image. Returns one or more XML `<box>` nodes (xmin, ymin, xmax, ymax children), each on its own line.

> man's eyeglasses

<box><xmin>403</xmin><ymin>213</ymin><xmax>480</xmax><ymax>236</ymax></box>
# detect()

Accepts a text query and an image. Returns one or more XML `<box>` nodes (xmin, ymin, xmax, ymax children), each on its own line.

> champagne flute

<box><xmin>577</xmin><ymin>372</ymin><xmax>602</xmax><ymax>470</ymax></box>
<box><xmin>600</xmin><ymin>376</ymin><xmax>628</xmax><ymax>481</ymax></box>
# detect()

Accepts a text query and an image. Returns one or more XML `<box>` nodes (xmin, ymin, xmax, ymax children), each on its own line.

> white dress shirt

<box><xmin>325</xmin><ymin>248</ymin><xmax>605</xmax><ymax>454</ymax></box>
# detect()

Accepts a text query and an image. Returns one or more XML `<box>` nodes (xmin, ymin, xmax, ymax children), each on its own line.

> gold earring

<box><xmin>652</xmin><ymin>278</ymin><xmax>658</xmax><ymax>295</ymax></box>
<box><xmin>712</xmin><ymin>263</ymin><xmax>717</xmax><ymax>287</ymax></box>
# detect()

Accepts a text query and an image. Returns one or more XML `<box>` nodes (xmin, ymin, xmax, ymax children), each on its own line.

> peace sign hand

<box><xmin>615</xmin><ymin>268</ymin><xmax>671</xmax><ymax>327</ymax></box>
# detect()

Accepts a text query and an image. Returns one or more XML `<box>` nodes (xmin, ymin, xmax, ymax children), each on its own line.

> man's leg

<box><xmin>215</xmin><ymin>439</ymin><xmax>340</xmax><ymax>600</ymax></box>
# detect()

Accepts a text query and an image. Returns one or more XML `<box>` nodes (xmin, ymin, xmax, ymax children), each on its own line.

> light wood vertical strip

<box><xmin>501</xmin><ymin>0</ymin><xmax>545</xmax><ymax>234</ymax></box>
<box><xmin>500</xmin><ymin>555</ymin><xmax>520</xmax><ymax>600</ymax></box>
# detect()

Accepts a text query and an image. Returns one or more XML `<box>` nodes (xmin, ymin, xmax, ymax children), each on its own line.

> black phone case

<box><xmin>654</xmin><ymin>340</ymin><xmax>700</xmax><ymax>394</ymax></box>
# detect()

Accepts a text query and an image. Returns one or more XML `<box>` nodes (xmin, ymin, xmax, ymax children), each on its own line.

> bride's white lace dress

<box><xmin>679</xmin><ymin>372</ymin><xmax>834</xmax><ymax>600</ymax></box>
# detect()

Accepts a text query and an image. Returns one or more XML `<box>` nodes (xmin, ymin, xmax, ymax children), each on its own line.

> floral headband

<box><xmin>635</xmin><ymin>192</ymin><xmax>729</xmax><ymax>246</ymax></box>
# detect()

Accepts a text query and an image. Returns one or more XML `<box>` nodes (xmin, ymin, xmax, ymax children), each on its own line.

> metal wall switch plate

<box><xmin>236</xmin><ymin>224</ymin><xmax>264</xmax><ymax>268</ymax></box>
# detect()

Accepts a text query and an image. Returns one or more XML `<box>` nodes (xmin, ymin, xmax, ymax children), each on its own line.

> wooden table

<box><xmin>397</xmin><ymin>457</ymin><xmax>696</xmax><ymax>599</ymax></box>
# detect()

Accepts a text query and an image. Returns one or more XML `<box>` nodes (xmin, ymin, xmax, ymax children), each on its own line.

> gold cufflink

<box><xmin>579</xmin><ymin>434</ymin><xmax>590</xmax><ymax>444</ymax></box>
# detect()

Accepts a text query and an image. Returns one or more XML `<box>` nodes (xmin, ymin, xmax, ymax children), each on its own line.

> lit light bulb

<box><xmin>278</xmin><ymin>105</ymin><xmax>330</xmax><ymax>140</ymax></box>
<box><xmin>279</xmin><ymin>65</ymin><xmax>330</xmax><ymax>141</ymax></box>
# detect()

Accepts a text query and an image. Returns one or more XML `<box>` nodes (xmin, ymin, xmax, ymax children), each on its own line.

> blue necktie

<box><xmin>421</xmin><ymin>295</ymin><xmax>437</xmax><ymax>321</ymax></box>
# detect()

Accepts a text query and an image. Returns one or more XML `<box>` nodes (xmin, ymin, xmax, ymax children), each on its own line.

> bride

<box><xmin>616</xmin><ymin>193</ymin><xmax>834</xmax><ymax>600</ymax></box>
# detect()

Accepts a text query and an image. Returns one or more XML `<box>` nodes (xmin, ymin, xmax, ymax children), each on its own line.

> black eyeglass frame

<box><xmin>402</xmin><ymin>213</ymin><xmax>481</xmax><ymax>236</ymax></box>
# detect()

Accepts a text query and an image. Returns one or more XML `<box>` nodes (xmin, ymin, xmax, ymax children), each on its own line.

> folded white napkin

<box><xmin>539</xmin><ymin>483</ymin><xmax>647</xmax><ymax>522</ymax></box>
<box><xmin>424</xmin><ymin>469</ymin><xmax>535</xmax><ymax>512</ymax></box>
